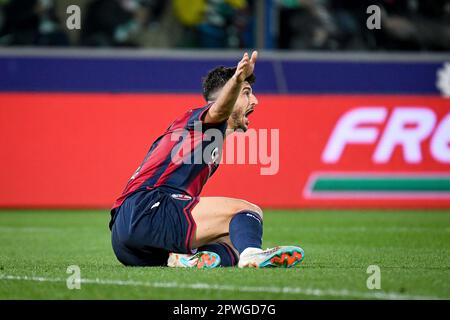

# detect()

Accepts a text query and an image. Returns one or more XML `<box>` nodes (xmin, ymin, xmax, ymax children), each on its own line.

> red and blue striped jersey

<box><xmin>112</xmin><ymin>104</ymin><xmax>227</xmax><ymax>210</ymax></box>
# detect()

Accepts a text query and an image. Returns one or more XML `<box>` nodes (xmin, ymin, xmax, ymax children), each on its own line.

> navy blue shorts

<box><xmin>110</xmin><ymin>188</ymin><xmax>198</xmax><ymax>267</ymax></box>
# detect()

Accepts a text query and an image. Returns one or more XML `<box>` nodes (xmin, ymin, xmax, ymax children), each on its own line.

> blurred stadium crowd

<box><xmin>0</xmin><ymin>0</ymin><xmax>449</xmax><ymax>51</ymax></box>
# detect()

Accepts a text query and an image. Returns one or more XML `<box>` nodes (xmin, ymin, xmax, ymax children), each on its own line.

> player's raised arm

<box><xmin>204</xmin><ymin>51</ymin><xmax>258</xmax><ymax>124</ymax></box>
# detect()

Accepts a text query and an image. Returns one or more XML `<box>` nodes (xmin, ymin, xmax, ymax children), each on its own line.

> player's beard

<box><xmin>229</xmin><ymin>109</ymin><xmax>248</xmax><ymax>132</ymax></box>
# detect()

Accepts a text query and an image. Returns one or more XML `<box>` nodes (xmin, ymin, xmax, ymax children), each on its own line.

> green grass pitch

<box><xmin>0</xmin><ymin>209</ymin><xmax>449</xmax><ymax>300</ymax></box>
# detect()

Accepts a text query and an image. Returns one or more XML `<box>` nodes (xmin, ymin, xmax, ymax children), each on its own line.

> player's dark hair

<box><xmin>202</xmin><ymin>66</ymin><xmax>256</xmax><ymax>101</ymax></box>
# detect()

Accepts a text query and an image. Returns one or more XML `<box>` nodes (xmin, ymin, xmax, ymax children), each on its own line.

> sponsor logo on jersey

<box><xmin>171</xmin><ymin>194</ymin><xmax>192</xmax><ymax>201</ymax></box>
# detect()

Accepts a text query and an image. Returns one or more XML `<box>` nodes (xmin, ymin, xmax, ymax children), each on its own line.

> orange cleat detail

<box><xmin>270</xmin><ymin>252</ymin><xmax>303</xmax><ymax>267</ymax></box>
<box><xmin>197</xmin><ymin>253</ymin><xmax>217</xmax><ymax>268</ymax></box>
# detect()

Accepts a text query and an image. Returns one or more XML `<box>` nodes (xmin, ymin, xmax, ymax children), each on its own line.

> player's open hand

<box><xmin>234</xmin><ymin>51</ymin><xmax>258</xmax><ymax>83</ymax></box>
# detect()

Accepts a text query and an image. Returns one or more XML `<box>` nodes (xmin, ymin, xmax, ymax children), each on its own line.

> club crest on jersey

<box><xmin>211</xmin><ymin>147</ymin><xmax>219</xmax><ymax>163</ymax></box>
<box><xmin>171</xmin><ymin>194</ymin><xmax>192</xmax><ymax>201</ymax></box>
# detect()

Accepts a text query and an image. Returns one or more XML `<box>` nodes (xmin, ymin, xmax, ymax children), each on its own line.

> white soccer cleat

<box><xmin>167</xmin><ymin>251</ymin><xmax>221</xmax><ymax>269</ymax></box>
<box><xmin>238</xmin><ymin>246</ymin><xmax>304</xmax><ymax>268</ymax></box>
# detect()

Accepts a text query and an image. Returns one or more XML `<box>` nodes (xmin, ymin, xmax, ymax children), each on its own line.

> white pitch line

<box><xmin>0</xmin><ymin>274</ymin><xmax>445</xmax><ymax>300</ymax></box>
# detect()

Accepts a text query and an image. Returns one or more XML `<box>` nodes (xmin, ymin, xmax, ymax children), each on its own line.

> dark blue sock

<box><xmin>198</xmin><ymin>243</ymin><xmax>238</xmax><ymax>267</ymax></box>
<box><xmin>229</xmin><ymin>211</ymin><xmax>263</xmax><ymax>254</ymax></box>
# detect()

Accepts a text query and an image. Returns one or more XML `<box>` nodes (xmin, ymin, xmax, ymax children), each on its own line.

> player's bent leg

<box><xmin>189</xmin><ymin>197</ymin><xmax>265</xmax><ymax>267</ymax></box>
<box><xmin>167</xmin><ymin>197</ymin><xmax>257</xmax><ymax>269</ymax></box>
<box><xmin>171</xmin><ymin>196</ymin><xmax>304</xmax><ymax>269</ymax></box>
<box><xmin>189</xmin><ymin>197</ymin><xmax>263</xmax><ymax>248</ymax></box>
<box><xmin>189</xmin><ymin>197</ymin><xmax>304</xmax><ymax>269</ymax></box>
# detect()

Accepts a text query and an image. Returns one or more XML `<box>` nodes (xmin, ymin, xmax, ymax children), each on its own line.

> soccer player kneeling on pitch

<box><xmin>109</xmin><ymin>51</ymin><xmax>304</xmax><ymax>268</ymax></box>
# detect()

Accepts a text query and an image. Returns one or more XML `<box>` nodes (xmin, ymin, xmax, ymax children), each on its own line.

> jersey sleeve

<box><xmin>186</xmin><ymin>103</ymin><xmax>227</xmax><ymax>133</ymax></box>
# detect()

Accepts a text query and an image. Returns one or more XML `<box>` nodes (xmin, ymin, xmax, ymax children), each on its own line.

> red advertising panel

<box><xmin>0</xmin><ymin>93</ymin><xmax>448</xmax><ymax>208</ymax></box>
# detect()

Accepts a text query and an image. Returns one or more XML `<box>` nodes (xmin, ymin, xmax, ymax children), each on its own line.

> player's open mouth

<box><xmin>245</xmin><ymin>109</ymin><xmax>254</xmax><ymax>117</ymax></box>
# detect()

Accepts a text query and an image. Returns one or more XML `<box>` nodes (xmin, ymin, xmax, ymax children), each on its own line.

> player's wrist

<box><xmin>232</xmin><ymin>74</ymin><xmax>245</xmax><ymax>85</ymax></box>
<box><xmin>231</xmin><ymin>74</ymin><xmax>240</xmax><ymax>83</ymax></box>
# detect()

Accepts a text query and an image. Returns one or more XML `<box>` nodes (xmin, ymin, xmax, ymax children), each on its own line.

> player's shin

<box><xmin>229</xmin><ymin>211</ymin><xmax>263</xmax><ymax>258</ymax></box>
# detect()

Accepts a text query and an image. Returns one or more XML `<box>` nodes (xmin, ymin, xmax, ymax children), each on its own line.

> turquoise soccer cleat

<box><xmin>167</xmin><ymin>251</ymin><xmax>221</xmax><ymax>269</ymax></box>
